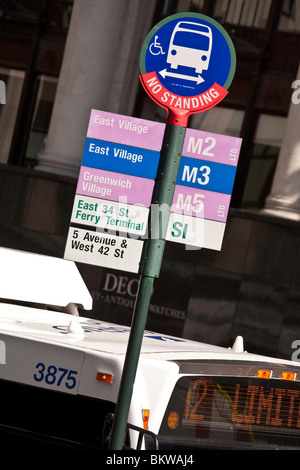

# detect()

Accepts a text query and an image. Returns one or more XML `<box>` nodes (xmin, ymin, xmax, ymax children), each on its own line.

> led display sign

<box><xmin>160</xmin><ymin>373</ymin><xmax>300</xmax><ymax>448</ymax></box>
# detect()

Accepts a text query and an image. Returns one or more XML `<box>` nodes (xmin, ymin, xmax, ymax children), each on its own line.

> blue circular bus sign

<box><xmin>140</xmin><ymin>13</ymin><xmax>236</xmax><ymax>126</ymax></box>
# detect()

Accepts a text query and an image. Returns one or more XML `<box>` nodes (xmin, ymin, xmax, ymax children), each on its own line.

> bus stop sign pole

<box><xmin>109</xmin><ymin>122</ymin><xmax>186</xmax><ymax>450</ymax></box>
<box><xmin>108</xmin><ymin>12</ymin><xmax>236</xmax><ymax>450</ymax></box>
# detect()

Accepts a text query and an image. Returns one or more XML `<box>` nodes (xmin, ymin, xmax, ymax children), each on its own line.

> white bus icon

<box><xmin>167</xmin><ymin>21</ymin><xmax>212</xmax><ymax>74</ymax></box>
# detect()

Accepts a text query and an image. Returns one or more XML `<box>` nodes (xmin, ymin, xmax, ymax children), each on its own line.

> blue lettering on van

<box><xmin>52</xmin><ymin>321</ymin><xmax>185</xmax><ymax>342</ymax></box>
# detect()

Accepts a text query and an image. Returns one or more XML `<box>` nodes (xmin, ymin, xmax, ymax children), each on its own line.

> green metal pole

<box><xmin>108</xmin><ymin>123</ymin><xmax>186</xmax><ymax>450</ymax></box>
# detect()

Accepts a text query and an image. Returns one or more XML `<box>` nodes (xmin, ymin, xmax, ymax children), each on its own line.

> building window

<box><xmin>213</xmin><ymin>0</ymin><xmax>272</xmax><ymax>28</ymax></box>
<box><xmin>190</xmin><ymin>106</ymin><xmax>244</xmax><ymax>137</ymax></box>
<box><xmin>278</xmin><ymin>0</ymin><xmax>300</xmax><ymax>32</ymax></box>
<box><xmin>24</xmin><ymin>75</ymin><xmax>57</xmax><ymax>168</ymax></box>
<box><xmin>0</xmin><ymin>68</ymin><xmax>25</xmax><ymax>165</ymax></box>
<box><xmin>241</xmin><ymin>114</ymin><xmax>286</xmax><ymax>208</ymax></box>
<box><xmin>176</xmin><ymin>0</ymin><xmax>205</xmax><ymax>12</ymax></box>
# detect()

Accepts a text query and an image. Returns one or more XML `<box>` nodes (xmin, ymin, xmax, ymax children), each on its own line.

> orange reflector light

<box><xmin>142</xmin><ymin>409</ymin><xmax>150</xmax><ymax>430</ymax></box>
<box><xmin>281</xmin><ymin>372</ymin><xmax>296</xmax><ymax>381</ymax></box>
<box><xmin>167</xmin><ymin>411</ymin><xmax>180</xmax><ymax>430</ymax></box>
<box><xmin>257</xmin><ymin>369</ymin><xmax>272</xmax><ymax>379</ymax></box>
<box><xmin>96</xmin><ymin>372</ymin><xmax>113</xmax><ymax>384</ymax></box>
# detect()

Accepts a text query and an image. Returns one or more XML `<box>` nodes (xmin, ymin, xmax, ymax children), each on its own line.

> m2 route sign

<box><xmin>140</xmin><ymin>12</ymin><xmax>236</xmax><ymax>125</ymax></box>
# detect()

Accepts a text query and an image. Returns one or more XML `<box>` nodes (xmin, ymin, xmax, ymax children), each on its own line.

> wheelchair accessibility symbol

<box><xmin>149</xmin><ymin>35</ymin><xmax>165</xmax><ymax>55</ymax></box>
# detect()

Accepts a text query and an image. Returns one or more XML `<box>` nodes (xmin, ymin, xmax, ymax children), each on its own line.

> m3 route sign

<box><xmin>140</xmin><ymin>12</ymin><xmax>236</xmax><ymax>126</ymax></box>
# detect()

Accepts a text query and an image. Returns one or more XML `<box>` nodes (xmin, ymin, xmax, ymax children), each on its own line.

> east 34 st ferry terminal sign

<box><xmin>140</xmin><ymin>12</ymin><xmax>236</xmax><ymax>126</ymax></box>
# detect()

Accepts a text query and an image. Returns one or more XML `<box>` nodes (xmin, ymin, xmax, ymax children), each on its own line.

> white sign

<box><xmin>70</xmin><ymin>194</ymin><xmax>149</xmax><ymax>237</ymax></box>
<box><xmin>64</xmin><ymin>227</ymin><xmax>143</xmax><ymax>273</ymax></box>
<box><xmin>166</xmin><ymin>212</ymin><xmax>225</xmax><ymax>251</ymax></box>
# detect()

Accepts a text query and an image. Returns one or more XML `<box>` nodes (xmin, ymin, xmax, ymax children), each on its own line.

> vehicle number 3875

<box><xmin>33</xmin><ymin>362</ymin><xmax>78</xmax><ymax>390</ymax></box>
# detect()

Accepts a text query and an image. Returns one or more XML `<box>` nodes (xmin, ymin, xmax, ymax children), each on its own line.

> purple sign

<box><xmin>172</xmin><ymin>185</ymin><xmax>231</xmax><ymax>222</ymax></box>
<box><xmin>76</xmin><ymin>166</ymin><xmax>155</xmax><ymax>207</ymax></box>
<box><xmin>183</xmin><ymin>128</ymin><xmax>242</xmax><ymax>166</ymax></box>
<box><xmin>87</xmin><ymin>109</ymin><xmax>165</xmax><ymax>151</ymax></box>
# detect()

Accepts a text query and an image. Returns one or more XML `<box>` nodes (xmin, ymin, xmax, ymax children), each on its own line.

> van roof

<box><xmin>0</xmin><ymin>247</ymin><xmax>92</xmax><ymax>310</ymax></box>
<box><xmin>0</xmin><ymin>302</ymin><xmax>298</xmax><ymax>368</ymax></box>
<box><xmin>0</xmin><ymin>248</ymin><xmax>297</xmax><ymax>368</ymax></box>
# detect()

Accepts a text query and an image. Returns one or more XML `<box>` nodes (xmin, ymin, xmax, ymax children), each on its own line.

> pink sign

<box><xmin>76</xmin><ymin>166</ymin><xmax>154</xmax><ymax>207</ymax></box>
<box><xmin>87</xmin><ymin>109</ymin><xmax>165</xmax><ymax>151</ymax></box>
<box><xmin>183</xmin><ymin>128</ymin><xmax>242</xmax><ymax>166</ymax></box>
<box><xmin>172</xmin><ymin>185</ymin><xmax>231</xmax><ymax>222</ymax></box>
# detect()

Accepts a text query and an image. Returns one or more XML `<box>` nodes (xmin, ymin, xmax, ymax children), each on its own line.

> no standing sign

<box><xmin>140</xmin><ymin>12</ymin><xmax>236</xmax><ymax>125</ymax></box>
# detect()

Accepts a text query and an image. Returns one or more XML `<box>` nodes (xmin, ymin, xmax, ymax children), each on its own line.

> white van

<box><xmin>167</xmin><ymin>21</ymin><xmax>212</xmax><ymax>74</ymax></box>
<box><xmin>0</xmin><ymin>247</ymin><xmax>300</xmax><ymax>450</ymax></box>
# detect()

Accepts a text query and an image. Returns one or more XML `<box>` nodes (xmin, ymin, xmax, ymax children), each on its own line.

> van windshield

<box><xmin>173</xmin><ymin>31</ymin><xmax>210</xmax><ymax>51</ymax></box>
<box><xmin>158</xmin><ymin>371</ymin><xmax>300</xmax><ymax>449</ymax></box>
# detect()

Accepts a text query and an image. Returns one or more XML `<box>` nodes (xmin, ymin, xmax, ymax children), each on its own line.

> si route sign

<box><xmin>140</xmin><ymin>12</ymin><xmax>236</xmax><ymax>125</ymax></box>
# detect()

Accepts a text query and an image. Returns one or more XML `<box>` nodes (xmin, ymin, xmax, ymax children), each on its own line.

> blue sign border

<box><xmin>140</xmin><ymin>12</ymin><xmax>236</xmax><ymax>98</ymax></box>
<box><xmin>177</xmin><ymin>156</ymin><xmax>237</xmax><ymax>194</ymax></box>
<box><xmin>82</xmin><ymin>138</ymin><xmax>160</xmax><ymax>179</ymax></box>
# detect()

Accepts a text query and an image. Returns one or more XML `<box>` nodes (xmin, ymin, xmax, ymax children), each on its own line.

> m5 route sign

<box><xmin>140</xmin><ymin>12</ymin><xmax>236</xmax><ymax>126</ymax></box>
